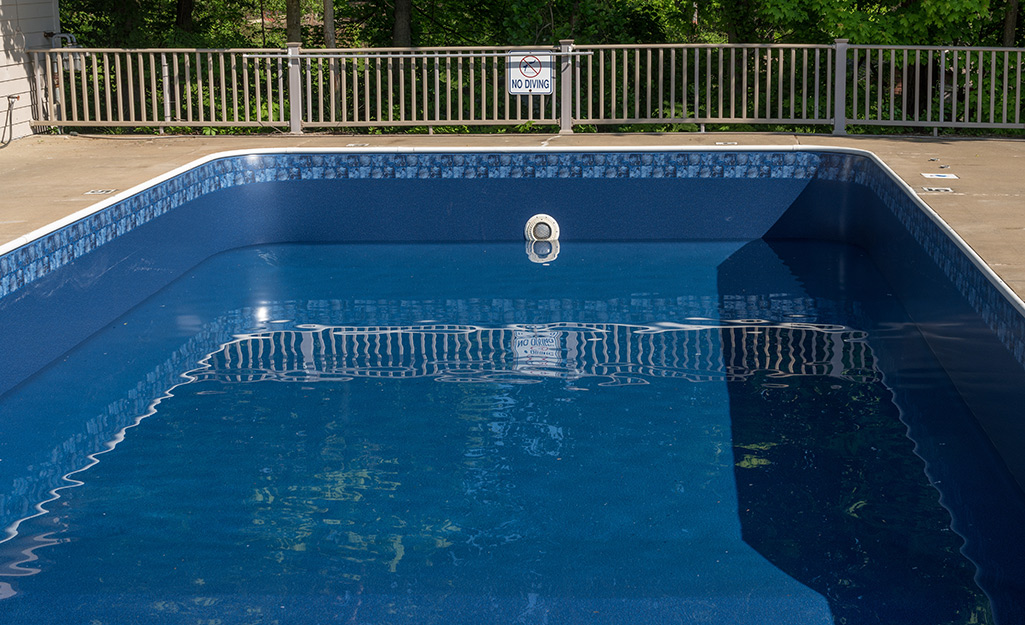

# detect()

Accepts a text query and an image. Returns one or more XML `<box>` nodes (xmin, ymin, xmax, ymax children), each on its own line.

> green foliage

<box><xmin>61</xmin><ymin>0</ymin><xmax>325</xmax><ymax>48</ymax></box>
<box><xmin>496</xmin><ymin>0</ymin><xmax>666</xmax><ymax>45</ymax></box>
<box><xmin>59</xmin><ymin>0</ymin><xmax>1017</xmax><ymax>50</ymax></box>
<box><xmin>689</xmin><ymin>0</ymin><xmax>999</xmax><ymax>44</ymax></box>
<box><xmin>331</xmin><ymin>0</ymin><xmax>669</xmax><ymax>47</ymax></box>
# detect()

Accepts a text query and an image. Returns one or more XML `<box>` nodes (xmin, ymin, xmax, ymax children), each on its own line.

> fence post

<box><xmin>559</xmin><ymin>39</ymin><xmax>574</xmax><ymax>134</ymax></box>
<box><xmin>161</xmin><ymin>53</ymin><xmax>171</xmax><ymax>126</ymax></box>
<box><xmin>833</xmin><ymin>39</ymin><xmax>848</xmax><ymax>135</ymax></box>
<box><xmin>29</xmin><ymin>51</ymin><xmax>44</xmax><ymax>124</ymax></box>
<box><xmin>287</xmin><ymin>42</ymin><xmax>303</xmax><ymax>134</ymax></box>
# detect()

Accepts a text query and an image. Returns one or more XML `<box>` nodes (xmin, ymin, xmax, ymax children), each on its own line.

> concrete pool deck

<box><xmin>0</xmin><ymin>131</ymin><xmax>1022</xmax><ymax>299</ymax></box>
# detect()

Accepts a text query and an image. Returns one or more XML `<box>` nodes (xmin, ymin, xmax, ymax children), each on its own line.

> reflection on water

<box><xmin>0</xmin><ymin>241</ymin><xmax>1004</xmax><ymax>624</ymax></box>
<box><xmin>189</xmin><ymin>320</ymin><xmax>876</xmax><ymax>386</ymax></box>
<box><xmin>0</xmin><ymin>315</ymin><xmax>989</xmax><ymax>624</ymax></box>
<box><xmin>3</xmin><ymin>333</ymin><xmax>834</xmax><ymax>623</ymax></box>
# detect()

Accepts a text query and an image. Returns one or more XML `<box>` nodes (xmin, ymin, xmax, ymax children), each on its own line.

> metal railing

<box><xmin>571</xmin><ymin>44</ymin><xmax>834</xmax><ymax>126</ymax></box>
<box><xmin>843</xmin><ymin>43</ymin><xmax>1024</xmax><ymax>129</ymax></box>
<box><xmin>280</xmin><ymin>47</ymin><xmax>569</xmax><ymax>128</ymax></box>
<box><xmin>28</xmin><ymin>40</ymin><xmax>1025</xmax><ymax>134</ymax></box>
<box><xmin>28</xmin><ymin>43</ymin><xmax>573</xmax><ymax>131</ymax></box>
<box><xmin>29</xmin><ymin>48</ymin><xmax>292</xmax><ymax>128</ymax></box>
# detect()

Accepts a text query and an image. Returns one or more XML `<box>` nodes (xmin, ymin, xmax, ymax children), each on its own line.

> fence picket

<box><xmin>27</xmin><ymin>43</ymin><xmax>1025</xmax><ymax>133</ymax></box>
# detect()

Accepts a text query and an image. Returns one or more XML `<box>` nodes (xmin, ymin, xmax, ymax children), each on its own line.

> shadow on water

<box><xmin>719</xmin><ymin>239</ymin><xmax>1025</xmax><ymax>625</ymax></box>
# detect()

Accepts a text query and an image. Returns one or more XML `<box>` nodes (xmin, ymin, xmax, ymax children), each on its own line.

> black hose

<box><xmin>0</xmin><ymin>95</ymin><xmax>18</xmax><ymax>148</ymax></box>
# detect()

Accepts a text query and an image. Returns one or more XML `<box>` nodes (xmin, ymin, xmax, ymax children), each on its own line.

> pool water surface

<box><xmin>0</xmin><ymin>241</ymin><xmax>1013</xmax><ymax>624</ymax></box>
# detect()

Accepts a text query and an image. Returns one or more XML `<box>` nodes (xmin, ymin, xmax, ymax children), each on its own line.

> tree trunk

<box><xmin>393</xmin><ymin>0</ymin><xmax>412</xmax><ymax>47</ymax></box>
<box><xmin>1004</xmin><ymin>0</ymin><xmax>1020</xmax><ymax>46</ymax></box>
<box><xmin>286</xmin><ymin>0</ymin><xmax>302</xmax><ymax>43</ymax></box>
<box><xmin>175</xmin><ymin>0</ymin><xmax>195</xmax><ymax>31</ymax></box>
<box><xmin>324</xmin><ymin>0</ymin><xmax>337</xmax><ymax>48</ymax></box>
<box><xmin>114</xmin><ymin>0</ymin><xmax>144</xmax><ymax>46</ymax></box>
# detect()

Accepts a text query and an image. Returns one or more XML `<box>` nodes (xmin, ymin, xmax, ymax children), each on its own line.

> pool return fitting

<box><xmin>524</xmin><ymin>214</ymin><xmax>560</xmax><ymax>263</ymax></box>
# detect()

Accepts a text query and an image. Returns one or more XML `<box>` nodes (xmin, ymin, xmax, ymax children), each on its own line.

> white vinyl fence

<box><xmin>28</xmin><ymin>40</ymin><xmax>1025</xmax><ymax>134</ymax></box>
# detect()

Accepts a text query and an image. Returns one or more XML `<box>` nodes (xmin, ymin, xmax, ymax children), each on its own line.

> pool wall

<box><xmin>2</xmin><ymin>147</ymin><xmax>1025</xmax><ymax>493</ymax></box>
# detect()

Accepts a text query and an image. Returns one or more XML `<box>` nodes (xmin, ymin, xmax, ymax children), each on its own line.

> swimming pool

<box><xmin>0</xmin><ymin>148</ymin><xmax>1023</xmax><ymax>624</ymax></box>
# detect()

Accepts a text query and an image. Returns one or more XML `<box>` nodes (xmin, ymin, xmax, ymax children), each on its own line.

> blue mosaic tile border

<box><xmin>1</xmin><ymin>148</ymin><xmax>1022</xmax><ymax>371</ymax></box>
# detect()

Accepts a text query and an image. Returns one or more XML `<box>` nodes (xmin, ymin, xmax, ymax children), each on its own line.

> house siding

<box><xmin>1</xmin><ymin>0</ymin><xmax>60</xmax><ymax>142</ymax></box>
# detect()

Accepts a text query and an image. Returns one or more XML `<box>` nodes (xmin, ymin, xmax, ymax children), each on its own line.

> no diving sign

<box><xmin>507</xmin><ymin>53</ymin><xmax>554</xmax><ymax>95</ymax></box>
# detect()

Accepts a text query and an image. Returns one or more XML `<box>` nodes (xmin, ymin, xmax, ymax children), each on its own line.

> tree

<box><xmin>477</xmin><ymin>0</ymin><xmax>666</xmax><ymax>45</ymax></box>
<box><xmin>57</xmin><ymin>0</ymin><xmax>1013</xmax><ymax>49</ymax></box>
<box><xmin>324</xmin><ymin>0</ymin><xmax>337</xmax><ymax>47</ymax></box>
<box><xmin>694</xmin><ymin>0</ymin><xmax>994</xmax><ymax>45</ymax></box>
<box><xmin>175</xmin><ymin>0</ymin><xmax>194</xmax><ymax>31</ymax></box>
<box><xmin>393</xmin><ymin>0</ymin><xmax>413</xmax><ymax>46</ymax></box>
<box><xmin>1004</xmin><ymin>0</ymin><xmax>1020</xmax><ymax>45</ymax></box>
<box><xmin>286</xmin><ymin>0</ymin><xmax>302</xmax><ymax>42</ymax></box>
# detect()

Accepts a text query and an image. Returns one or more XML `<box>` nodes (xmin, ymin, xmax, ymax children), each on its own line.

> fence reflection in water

<box><xmin>189</xmin><ymin>321</ymin><xmax>877</xmax><ymax>386</ymax></box>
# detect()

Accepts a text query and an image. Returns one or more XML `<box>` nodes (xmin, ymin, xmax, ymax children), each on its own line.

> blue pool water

<box><xmin>0</xmin><ymin>240</ymin><xmax>1020</xmax><ymax>624</ymax></box>
<box><xmin>1</xmin><ymin>150</ymin><xmax>1024</xmax><ymax>624</ymax></box>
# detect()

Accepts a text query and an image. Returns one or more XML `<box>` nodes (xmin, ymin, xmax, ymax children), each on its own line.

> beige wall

<box><xmin>1</xmin><ymin>0</ymin><xmax>60</xmax><ymax>142</ymax></box>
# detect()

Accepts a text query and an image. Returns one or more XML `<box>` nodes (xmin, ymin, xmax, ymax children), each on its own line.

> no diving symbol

<box><xmin>520</xmin><ymin>56</ymin><xmax>542</xmax><ymax>78</ymax></box>
<box><xmin>508</xmin><ymin>52</ymin><xmax>552</xmax><ymax>94</ymax></box>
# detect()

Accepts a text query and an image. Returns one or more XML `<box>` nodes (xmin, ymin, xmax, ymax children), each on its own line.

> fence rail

<box><xmin>572</xmin><ymin>44</ymin><xmax>834</xmax><ymax>126</ymax></box>
<box><xmin>845</xmin><ymin>45</ymin><xmax>1024</xmax><ymax>128</ymax></box>
<box><xmin>30</xmin><ymin>48</ymin><xmax>290</xmax><ymax>128</ymax></box>
<box><xmin>28</xmin><ymin>40</ymin><xmax>1025</xmax><ymax>134</ymax></box>
<box><xmin>290</xmin><ymin>47</ymin><xmax>564</xmax><ymax>127</ymax></box>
